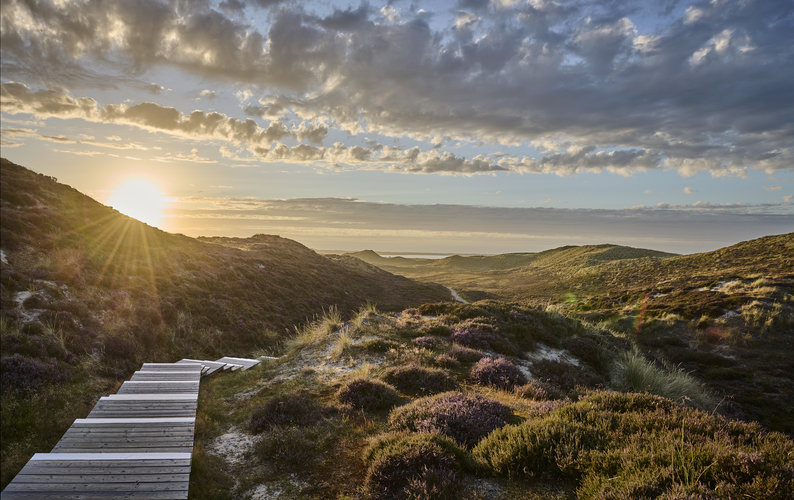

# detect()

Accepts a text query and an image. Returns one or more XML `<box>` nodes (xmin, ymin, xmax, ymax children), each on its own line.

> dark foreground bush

<box><xmin>474</xmin><ymin>391</ymin><xmax>794</xmax><ymax>499</ymax></box>
<box><xmin>389</xmin><ymin>391</ymin><xmax>513</xmax><ymax>448</ymax></box>
<box><xmin>249</xmin><ymin>391</ymin><xmax>330</xmax><ymax>433</ymax></box>
<box><xmin>381</xmin><ymin>364</ymin><xmax>458</xmax><ymax>396</ymax></box>
<box><xmin>470</xmin><ymin>356</ymin><xmax>527</xmax><ymax>389</ymax></box>
<box><xmin>363</xmin><ymin>432</ymin><xmax>467</xmax><ymax>500</ymax></box>
<box><xmin>337</xmin><ymin>378</ymin><xmax>402</xmax><ymax>413</ymax></box>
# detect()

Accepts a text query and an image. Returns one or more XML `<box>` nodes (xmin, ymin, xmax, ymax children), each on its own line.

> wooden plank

<box><xmin>117</xmin><ymin>382</ymin><xmax>199</xmax><ymax>394</ymax></box>
<box><xmin>130</xmin><ymin>372</ymin><xmax>200</xmax><ymax>381</ymax></box>
<box><xmin>215</xmin><ymin>356</ymin><xmax>260</xmax><ymax>370</ymax></box>
<box><xmin>140</xmin><ymin>363</ymin><xmax>202</xmax><ymax>371</ymax></box>
<box><xmin>4</xmin><ymin>454</ymin><xmax>192</xmax><ymax>499</ymax></box>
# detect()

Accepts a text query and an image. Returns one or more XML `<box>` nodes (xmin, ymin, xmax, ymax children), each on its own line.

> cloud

<box><xmin>147</xmin><ymin>83</ymin><xmax>165</xmax><ymax>94</ymax></box>
<box><xmin>2</xmin><ymin>0</ymin><xmax>792</xmax><ymax>176</ymax></box>
<box><xmin>4</xmin><ymin>82</ymin><xmax>636</xmax><ymax>175</ymax></box>
<box><xmin>683</xmin><ymin>187</ymin><xmax>694</xmax><ymax>194</ymax></box>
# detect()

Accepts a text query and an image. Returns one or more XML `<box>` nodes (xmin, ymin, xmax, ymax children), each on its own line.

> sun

<box><xmin>108</xmin><ymin>178</ymin><xmax>168</xmax><ymax>227</ymax></box>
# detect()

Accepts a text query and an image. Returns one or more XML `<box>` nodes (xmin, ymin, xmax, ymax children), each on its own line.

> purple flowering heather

<box><xmin>470</xmin><ymin>356</ymin><xmax>527</xmax><ymax>389</ymax></box>
<box><xmin>389</xmin><ymin>391</ymin><xmax>513</xmax><ymax>448</ymax></box>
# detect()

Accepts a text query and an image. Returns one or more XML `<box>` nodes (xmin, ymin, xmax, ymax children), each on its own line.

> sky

<box><xmin>1</xmin><ymin>0</ymin><xmax>792</xmax><ymax>254</ymax></box>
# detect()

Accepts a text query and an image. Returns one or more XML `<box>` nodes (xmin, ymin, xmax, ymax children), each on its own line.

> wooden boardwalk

<box><xmin>3</xmin><ymin>357</ymin><xmax>261</xmax><ymax>499</ymax></box>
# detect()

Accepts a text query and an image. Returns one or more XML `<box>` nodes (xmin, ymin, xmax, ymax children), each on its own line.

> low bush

<box><xmin>381</xmin><ymin>364</ymin><xmax>458</xmax><ymax>396</ymax></box>
<box><xmin>515</xmin><ymin>380</ymin><xmax>568</xmax><ymax>401</ymax></box>
<box><xmin>337</xmin><ymin>378</ymin><xmax>402</xmax><ymax>413</ymax></box>
<box><xmin>470</xmin><ymin>357</ymin><xmax>527</xmax><ymax>389</ymax></box>
<box><xmin>450</xmin><ymin>327</ymin><xmax>496</xmax><ymax>351</ymax></box>
<box><xmin>473</xmin><ymin>391</ymin><xmax>794</xmax><ymax>499</ymax></box>
<box><xmin>418</xmin><ymin>323</ymin><xmax>452</xmax><ymax>337</ymax></box>
<box><xmin>389</xmin><ymin>391</ymin><xmax>513</xmax><ymax>448</ymax></box>
<box><xmin>249</xmin><ymin>391</ymin><xmax>330</xmax><ymax>433</ymax></box>
<box><xmin>432</xmin><ymin>353</ymin><xmax>461</xmax><ymax>369</ymax></box>
<box><xmin>254</xmin><ymin>425</ymin><xmax>317</xmax><ymax>470</ymax></box>
<box><xmin>412</xmin><ymin>336</ymin><xmax>446</xmax><ymax>349</ymax></box>
<box><xmin>562</xmin><ymin>335</ymin><xmax>615</xmax><ymax>376</ymax></box>
<box><xmin>363</xmin><ymin>432</ymin><xmax>467</xmax><ymax>500</ymax></box>
<box><xmin>531</xmin><ymin>359</ymin><xmax>604</xmax><ymax>393</ymax></box>
<box><xmin>0</xmin><ymin>354</ymin><xmax>69</xmax><ymax>392</ymax></box>
<box><xmin>447</xmin><ymin>345</ymin><xmax>484</xmax><ymax>364</ymax></box>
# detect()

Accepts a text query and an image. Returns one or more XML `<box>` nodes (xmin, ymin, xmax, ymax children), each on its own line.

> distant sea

<box><xmin>379</xmin><ymin>253</ymin><xmax>451</xmax><ymax>259</ymax></box>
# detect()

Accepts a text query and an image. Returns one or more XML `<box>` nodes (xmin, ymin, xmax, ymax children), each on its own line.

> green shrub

<box><xmin>381</xmin><ymin>364</ymin><xmax>458</xmax><ymax>396</ymax></box>
<box><xmin>363</xmin><ymin>432</ymin><xmax>468</xmax><ymax>500</ymax></box>
<box><xmin>337</xmin><ymin>378</ymin><xmax>402</xmax><ymax>413</ymax></box>
<box><xmin>473</xmin><ymin>414</ymin><xmax>601</xmax><ymax>479</ymax></box>
<box><xmin>473</xmin><ymin>391</ymin><xmax>794</xmax><ymax>499</ymax></box>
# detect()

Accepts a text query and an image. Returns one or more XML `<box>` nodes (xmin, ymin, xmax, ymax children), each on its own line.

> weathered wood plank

<box><xmin>215</xmin><ymin>356</ymin><xmax>260</xmax><ymax>370</ymax></box>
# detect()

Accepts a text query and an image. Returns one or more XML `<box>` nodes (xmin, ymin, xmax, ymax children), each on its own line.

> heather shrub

<box><xmin>432</xmin><ymin>354</ymin><xmax>461</xmax><ymax>369</ymax></box>
<box><xmin>515</xmin><ymin>380</ymin><xmax>567</xmax><ymax>401</ymax></box>
<box><xmin>363</xmin><ymin>432</ymin><xmax>467</xmax><ymax>500</ymax></box>
<box><xmin>249</xmin><ymin>391</ymin><xmax>330</xmax><ymax>433</ymax></box>
<box><xmin>562</xmin><ymin>335</ymin><xmax>616</xmax><ymax>376</ymax></box>
<box><xmin>381</xmin><ymin>364</ymin><xmax>458</xmax><ymax>396</ymax></box>
<box><xmin>470</xmin><ymin>356</ymin><xmax>527</xmax><ymax>389</ymax></box>
<box><xmin>359</xmin><ymin>338</ymin><xmax>400</xmax><ymax>354</ymax></box>
<box><xmin>254</xmin><ymin>425</ymin><xmax>316</xmax><ymax>470</ymax></box>
<box><xmin>418</xmin><ymin>323</ymin><xmax>452</xmax><ymax>337</ymax></box>
<box><xmin>0</xmin><ymin>354</ymin><xmax>68</xmax><ymax>392</ymax></box>
<box><xmin>337</xmin><ymin>378</ymin><xmax>402</xmax><ymax>413</ymax></box>
<box><xmin>389</xmin><ymin>391</ymin><xmax>513</xmax><ymax>448</ymax></box>
<box><xmin>474</xmin><ymin>391</ymin><xmax>794</xmax><ymax>499</ymax></box>
<box><xmin>412</xmin><ymin>336</ymin><xmax>446</xmax><ymax>349</ymax></box>
<box><xmin>531</xmin><ymin>359</ymin><xmax>604</xmax><ymax>393</ymax></box>
<box><xmin>450</xmin><ymin>327</ymin><xmax>496</xmax><ymax>350</ymax></box>
<box><xmin>447</xmin><ymin>345</ymin><xmax>484</xmax><ymax>364</ymax></box>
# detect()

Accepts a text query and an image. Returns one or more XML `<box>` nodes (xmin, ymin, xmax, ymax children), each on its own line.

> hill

<box><xmin>347</xmin><ymin>244</ymin><xmax>678</xmax><ymax>301</ymax></box>
<box><xmin>188</xmin><ymin>301</ymin><xmax>794</xmax><ymax>498</ymax></box>
<box><xmin>0</xmin><ymin>158</ymin><xmax>450</xmax><ymax>486</ymax></box>
<box><xmin>347</xmin><ymin>235</ymin><xmax>794</xmax><ymax>435</ymax></box>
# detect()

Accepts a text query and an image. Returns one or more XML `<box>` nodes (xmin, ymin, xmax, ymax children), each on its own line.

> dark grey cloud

<box><xmin>1</xmin><ymin>0</ymin><xmax>792</xmax><ymax>176</ymax></box>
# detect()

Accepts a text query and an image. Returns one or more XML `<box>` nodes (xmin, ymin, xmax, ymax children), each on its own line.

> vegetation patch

<box><xmin>381</xmin><ymin>364</ymin><xmax>458</xmax><ymax>396</ymax></box>
<box><xmin>447</xmin><ymin>345</ymin><xmax>484</xmax><ymax>364</ymax></box>
<box><xmin>474</xmin><ymin>391</ymin><xmax>794</xmax><ymax>499</ymax></box>
<box><xmin>363</xmin><ymin>432</ymin><xmax>468</xmax><ymax>500</ymax></box>
<box><xmin>337</xmin><ymin>377</ymin><xmax>403</xmax><ymax>413</ymax></box>
<box><xmin>515</xmin><ymin>380</ymin><xmax>568</xmax><ymax>401</ymax></box>
<box><xmin>611</xmin><ymin>350</ymin><xmax>713</xmax><ymax>409</ymax></box>
<box><xmin>470</xmin><ymin>356</ymin><xmax>527</xmax><ymax>390</ymax></box>
<box><xmin>249</xmin><ymin>390</ymin><xmax>332</xmax><ymax>433</ymax></box>
<box><xmin>531</xmin><ymin>359</ymin><xmax>604</xmax><ymax>394</ymax></box>
<box><xmin>389</xmin><ymin>391</ymin><xmax>514</xmax><ymax>448</ymax></box>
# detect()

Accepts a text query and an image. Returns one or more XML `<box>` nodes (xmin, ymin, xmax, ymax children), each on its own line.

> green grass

<box><xmin>610</xmin><ymin>350</ymin><xmax>714</xmax><ymax>409</ymax></box>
